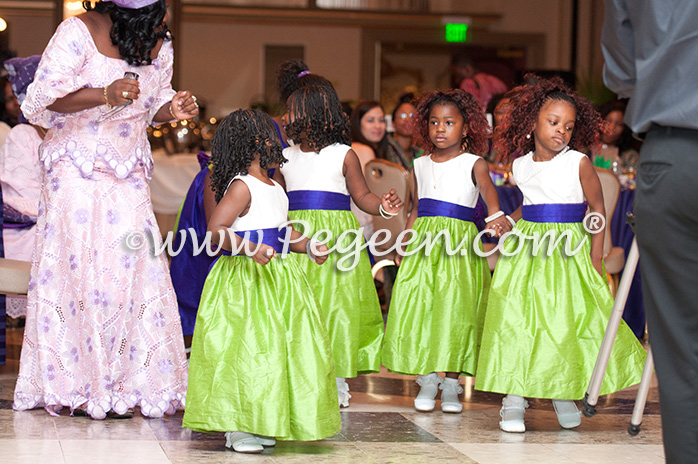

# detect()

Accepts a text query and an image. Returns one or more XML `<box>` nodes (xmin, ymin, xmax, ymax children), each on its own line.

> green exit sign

<box><xmin>445</xmin><ymin>23</ymin><xmax>468</xmax><ymax>43</ymax></box>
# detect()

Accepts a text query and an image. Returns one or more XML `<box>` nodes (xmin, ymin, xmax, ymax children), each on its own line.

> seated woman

<box><xmin>592</xmin><ymin>99</ymin><xmax>640</xmax><ymax>172</ymax></box>
<box><xmin>0</xmin><ymin>55</ymin><xmax>43</xmax><ymax>320</ymax></box>
<box><xmin>386</xmin><ymin>93</ymin><xmax>422</xmax><ymax>169</ymax></box>
<box><xmin>350</xmin><ymin>100</ymin><xmax>388</xmax><ymax>240</ymax></box>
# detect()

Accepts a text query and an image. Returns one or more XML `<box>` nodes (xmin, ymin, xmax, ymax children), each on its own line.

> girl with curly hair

<box><xmin>276</xmin><ymin>84</ymin><xmax>403</xmax><ymax>408</ymax></box>
<box><xmin>183</xmin><ymin>109</ymin><xmax>341</xmax><ymax>453</ymax></box>
<box><xmin>13</xmin><ymin>0</ymin><xmax>198</xmax><ymax>420</ymax></box>
<box><xmin>381</xmin><ymin>89</ymin><xmax>509</xmax><ymax>414</ymax></box>
<box><xmin>475</xmin><ymin>75</ymin><xmax>646</xmax><ymax>433</ymax></box>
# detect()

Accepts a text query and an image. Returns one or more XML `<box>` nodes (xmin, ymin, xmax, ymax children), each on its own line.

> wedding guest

<box><xmin>0</xmin><ymin>55</ymin><xmax>43</xmax><ymax>320</ymax></box>
<box><xmin>603</xmin><ymin>1</ymin><xmax>698</xmax><ymax>461</ymax></box>
<box><xmin>13</xmin><ymin>0</ymin><xmax>197</xmax><ymax>419</ymax></box>
<box><xmin>386</xmin><ymin>92</ymin><xmax>423</xmax><ymax>169</ymax></box>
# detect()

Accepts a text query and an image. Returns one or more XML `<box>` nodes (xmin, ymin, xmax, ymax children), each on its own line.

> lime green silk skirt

<box><xmin>475</xmin><ymin>220</ymin><xmax>646</xmax><ymax>399</ymax></box>
<box><xmin>381</xmin><ymin>216</ymin><xmax>490</xmax><ymax>376</ymax></box>
<box><xmin>182</xmin><ymin>254</ymin><xmax>341</xmax><ymax>441</ymax></box>
<box><xmin>288</xmin><ymin>209</ymin><xmax>383</xmax><ymax>378</ymax></box>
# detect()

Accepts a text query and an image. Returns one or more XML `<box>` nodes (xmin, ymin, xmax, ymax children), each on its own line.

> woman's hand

<box><xmin>250</xmin><ymin>244</ymin><xmax>276</xmax><ymax>265</ymax></box>
<box><xmin>381</xmin><ymin>189</ymin><xmax>403</xmax><ymax>215</ymax></box>
<box><xmin>107</xmin><ymin>77</ymin><xmax>140</xmax><ymax>106</ymax></box>
<box><xmin>170</xmin><ymin>90</ymin><xmax>199</xmax><ymax>121</ymax></box>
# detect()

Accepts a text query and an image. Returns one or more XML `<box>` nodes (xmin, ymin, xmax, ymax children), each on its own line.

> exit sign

<box><xmin>445</xmin><ymin>23</ymin><xmax>468</xmax><ymax>43</ymax></box>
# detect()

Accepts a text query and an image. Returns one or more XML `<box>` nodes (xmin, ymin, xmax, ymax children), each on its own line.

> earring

<box><xmin>526</xmin><ymin>133</ymin><xmax>531</xmax><ymax>140</ymax></box>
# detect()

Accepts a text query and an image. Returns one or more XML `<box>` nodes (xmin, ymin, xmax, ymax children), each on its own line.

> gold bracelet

<box><xmin>104</xmin><ymin>84</ymin><xmax>113</xmax><ymax>109</ymax></box>
<box><xmin>168</xmin><ymin>104</ymin><xmax>178</xmax><ymax>121</ymax></box>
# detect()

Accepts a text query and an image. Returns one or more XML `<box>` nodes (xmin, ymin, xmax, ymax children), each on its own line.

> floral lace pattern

<box><xmin>14</xmin><ymin>16</ymin><xmax>186</xmax><ymax>419</ymax></box>
<box><xmin>20</xmin><ymin>17</ymin><xmax>176</xmax><ymax>180</ymax></box>
<box><xmin>13</xmin><ymin>160</ymin><xmax>188</xmax><ymax>418</ymax></box>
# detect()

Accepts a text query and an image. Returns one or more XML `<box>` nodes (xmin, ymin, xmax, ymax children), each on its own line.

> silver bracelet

<box><xmin>379</xmin><ymin>204</ymin><xmax>397</xmax><ymax>219</ymax></box>
<box><xmin>485</xmin><ymin>210</ymin><xmax>504</xmax><ymax>223</ymax></box>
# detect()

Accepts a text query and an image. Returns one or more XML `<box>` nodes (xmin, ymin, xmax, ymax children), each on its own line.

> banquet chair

<box><xmin>364</xmin><ymin>159</ymin><xmax>411</xmax><ymax>279</ymax></box>
<box><xmin>594</xmin><ymin>167</ymin><xmax>625</xmax><ymax>296</ymax></box>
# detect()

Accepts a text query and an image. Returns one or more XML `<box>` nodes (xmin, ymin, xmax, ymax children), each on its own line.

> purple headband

<box><xmin>103</xmin><ymin>0</ymin><xmax>159</xmax><ymax>9</ymax></box>
<box><xmin>4</xmin><ymin>55</ymin><xmax>41</xmax><ymax>124</ymax></box>
<box><xmin>297</xmin><ymin>70</ymin><xmax>311</xmax><ymax>78</ymax></box>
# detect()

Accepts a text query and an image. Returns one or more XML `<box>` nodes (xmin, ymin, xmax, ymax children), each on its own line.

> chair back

<box><xmin>593</xmin><ymin>167</ymin><xmax>621</xmax><ymax>257</ymax></box>
<box><xmin>364</xmin><ymin>159</ymin><xmax>411</xmax><ymax>252</ymax></box>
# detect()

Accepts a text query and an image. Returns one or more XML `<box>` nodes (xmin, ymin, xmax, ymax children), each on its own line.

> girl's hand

<box><xmin>251</xmin><ymin>244</ymin><xmax>276</xmax><ymax>265</ymax></box>
<box><xmin>395</xmin><ymin>253</ymin><xmax>404</xmax><ymax>266</ymax></box>
<box><xmin>592</xmin><ymin>256</ymin><xmax>604</xmax><ymax>277</ymax></box>
<box><xmin>381</xmin><ymin>189</ymin><xmax>403</xmax><ymax>215</ymax></box>
<box><xmin>108</xmin><ymin>77</ymin><xmax>140</xmax><ymax>106</ymax></box>
<box><xmin>309</xmin><ymin>242</ymin><xmax>329</xmax><ymax>265</ymax></box>
<box><xmin>170</xmin><ymin>90</ymin><xmax>200</xmax><ymax>121</ymax></box>
<box><xmin>485</xmin><ymin>215</ymin><xmax>512</xmax><ymax>238</ymax></box>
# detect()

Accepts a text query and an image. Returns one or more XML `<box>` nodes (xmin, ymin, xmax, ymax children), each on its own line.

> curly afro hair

<box><xmin>276</xmin><ymin>60</ymin><xmax>336</xmax><ymax>104</ymax></box>
<box><xmin>493</xmin><ymin>74</ymin><xmax>602</xmax><ymax>162</ymax></box>
<box><xmin>83</xmin><ymin>0</ymin><xmax>171</xmax><ymax>66</ymax></box>
<box><xmin>285</xmin><ymin>84</ymin><xmax>351</xmax><ymax>151</ymax></box>
<box><xmin>209</xmin><ymin>109</ymin><xmax>286</xmax><ymax>203</ymax></box>
<box><xmin>414</xmin><ymin>89</ymin><xmax>489</xmax><ymax>156</ymax></box>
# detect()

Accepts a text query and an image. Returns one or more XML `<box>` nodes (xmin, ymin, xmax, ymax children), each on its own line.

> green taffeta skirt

<box><xmin>381</xmin><ymin>216</ymin><xmax>490</xmax><ymax>376</ymax></box>
<box><xmin>182</xmin><ymin>254</ymin><xmax>341</xmax><ymax>441</ymax></box>
<box><xmin>475</xmin><ymin>220</ymin><xmax>646</xmax><ymax>399</ymax></box>
<box><xmin>288</xmin><ymin>209</ymin><xmax>383</xmax><ymax>378</ymax></box>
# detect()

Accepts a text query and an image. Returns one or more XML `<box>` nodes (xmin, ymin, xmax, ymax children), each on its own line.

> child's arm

<box><xmin>579</xmin><ymin>157</ymin><xmax>606</xmax><ymax>276</ymax></box>
<box><xmin>207</xmin><ymin>179</ymin><xmax>276</xmax><ymax>265</ymax></box>
<box><xmin>473</xmin><ymin>158</ymin><xmax>512</xmax><ymax>237</ymax></box>
<box><xmin>343</xmin><ymin>149</ymin><xmax>403</xmax><ymax>216</ymax></box>
<box><xmin>395</xmin><ymin>168</ymin><xmax>419</xmax><ymax>266</ymax></box>
<box><xmin>284</xmin><ymin>221</ymin><xmax>329</xmax><ymax>265</ymax></box>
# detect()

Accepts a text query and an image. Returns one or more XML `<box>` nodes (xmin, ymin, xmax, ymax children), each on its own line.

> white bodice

<box><xmin>280</xmin><ymin>143</ymin><xmax>350</xmax><ymax>195</ymax></box>
<box><xmin>230</xmin><ymin>175</ymin><xmax>289</xmax><ymax>232</ymax></box>
<box><xmin>414</xmin><ymin>153</ymin><xmax>480</xmax><ymax>208</ymax></box>
<box><xmin>513</xmin><ymin>148</ymin><xmax>587</xmax><ymax>205</ymax></box>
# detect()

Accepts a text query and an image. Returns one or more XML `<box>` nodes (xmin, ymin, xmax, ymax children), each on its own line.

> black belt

<box><xmin>636</xmin><ymin>124</ymin><xmax>698</xmax><ymax>141</ymax></box>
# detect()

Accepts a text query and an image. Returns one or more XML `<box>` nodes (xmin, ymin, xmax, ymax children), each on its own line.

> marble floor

<box><xmin>0</xmin><ymin>326</ymin><xmax>664</xmax><ymax>463</ymax></box>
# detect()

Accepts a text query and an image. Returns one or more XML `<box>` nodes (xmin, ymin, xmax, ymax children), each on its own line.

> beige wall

<box><xmin>2</xmin><ymin>11</ymin><xmax>54</xmax><ymax>58</ymax></box>
<box><xmin>491</xmin><ymin>0</ymin><xmax>573</xmax><ymax>71</ymax></box>
<box><xmin>178</xmin><ymin>21</ymin><xmax>361</xmax><ymax>118</ymax></box>
<box><xmin>6</xmin><ymin>1</ymin><xmax>603</xmax><ymax>119</ymax></box>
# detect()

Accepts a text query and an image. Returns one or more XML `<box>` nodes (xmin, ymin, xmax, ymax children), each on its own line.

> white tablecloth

<box><xmin>150</xmin><ymin>149</ymin><xmax>203</xmax><ymax>215</ymax></box>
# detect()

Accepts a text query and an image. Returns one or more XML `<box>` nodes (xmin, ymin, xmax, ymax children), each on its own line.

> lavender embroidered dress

<box><xmin>13</xmin><ymin>17</ymin><xmax>188</xmax><ymax>419</ymax></box>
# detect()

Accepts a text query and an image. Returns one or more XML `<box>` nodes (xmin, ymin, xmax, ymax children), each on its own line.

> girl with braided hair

<box><xmin>276</xmin><ymin>84</ymin><xmax>403</xmax><ymax>408</ymax></box>
<box><xmin>475</xmin><ymin>75</ymin><xmax>646</xmax><ymax>433</ymax></box>
<box><xmin>183</xmin><ymin>109</ymin><xmax>340</xmax><ymax>453</ymax></box>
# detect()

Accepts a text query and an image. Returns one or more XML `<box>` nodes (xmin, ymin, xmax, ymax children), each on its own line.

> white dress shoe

<box><xmin>225</xmin><ymin>431</ymin><xmax>264</xmax><ymax>453</ymax></box>
<box><xmin>499</xmin><ymin>394</ymin><xmax>528</xmax><ymax>433</ymax></box>
<box><xmin>414</xmin><ymin>373</ymin><xmax>442</xmax><ymax>412</ymax></box>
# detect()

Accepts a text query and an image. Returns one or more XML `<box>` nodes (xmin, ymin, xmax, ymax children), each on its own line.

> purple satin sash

<box><xmin>417</xmin><ymin>198</ymin><xmax>475</xmax><ymax>222</ymax></box>
<box><xmin>287</xmin><ymin>190</ymin><xmax>350</xmax><ymax>211</ymax></box>
<box><xmin>521</xmin><ymin>203</ymin><xmax>587</xmax><ymax>223</ymax></box>
<box><xmin>233</xmin><ymin>227</ymin><xmax>288</xmax><ymax>254</ymax></box>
